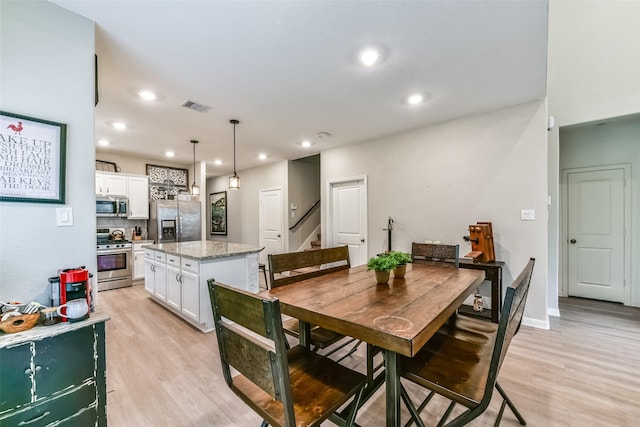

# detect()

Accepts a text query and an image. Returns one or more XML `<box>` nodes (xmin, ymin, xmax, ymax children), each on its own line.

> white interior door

<box><xmin>259</xmin><ymin>188</ymin><xmax>284</xmax><ymax>263</ymax></box>
<box><xmin>328</xmin><ymin>177</ymin><xmax>367</xmax><ymax>266</ymax></box>
<box><xmin>567</xmin><ymin>167</ymin><xmax>627</xmax><ymax>303</ymax></box>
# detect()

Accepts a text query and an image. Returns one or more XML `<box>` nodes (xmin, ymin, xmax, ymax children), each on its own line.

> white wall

<box><xmin>206</xmin><ymin>161</ymin><xmax>288</xmax><ymax>246</ymax></box>
<box><xmin>548</xmin><ymin>0</ymin><xmax>640</xmax><ymax>126</ymax></box>
<box><xmin>0</xmin><ymin>1</ymin><xmax>96</xmax><ymax>304</ymax></box>
<box><xmin>322</xmin><ymin>101</ymin><xmax>549</xmax><ymax>326</ymax></box>
<box><xmin>95</xmin><ymin>151</ymin><xmax>190</xmax><ymax>176</ymax></box>
<box><xmin>559</xmin><ymin>116</ymin><xmax>640</xmax><ymax>306</ymax></box>
<box><xmin>548</xmin><ymin>0</ymin><xmax>640</xmax><ymax>311</ymax></box>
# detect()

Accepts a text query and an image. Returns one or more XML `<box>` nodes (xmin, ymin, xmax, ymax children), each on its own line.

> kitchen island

<box><xmin>144</xmin><ymin>241</ymin><xmax>262</xmax><ymax>332</ymax></box>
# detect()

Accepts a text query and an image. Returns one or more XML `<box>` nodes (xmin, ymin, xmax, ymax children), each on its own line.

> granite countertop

<box><xmin>0</xmin><ymin>311</ymin><xmax>110</xmax><ymax>349</ymax></box>
<box><xmin>147</xmin><ymin>240</ymin><xmax>262</xmax><ymax>261</ymax></box>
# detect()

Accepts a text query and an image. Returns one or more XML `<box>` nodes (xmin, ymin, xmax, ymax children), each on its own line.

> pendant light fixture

<box><xmin>190</xmin><ymin>139</ymin><xmax>200</xmax><ymax>195</ymax></box>
<box><xmin>229</xmin><ymin>119</ymin><xmax>240</xmax><ymax>189</ymax></box>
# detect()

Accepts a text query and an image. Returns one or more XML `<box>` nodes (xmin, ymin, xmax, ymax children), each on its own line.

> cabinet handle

<box><xmin>19</xmin><ymin>411</ymin><xmax>51</xmax><ymax>425</ymax></box>
<box><xmin>185</xmin><ymin>263</ymin><xmax>191</xmax><ymax>267</ymax></box>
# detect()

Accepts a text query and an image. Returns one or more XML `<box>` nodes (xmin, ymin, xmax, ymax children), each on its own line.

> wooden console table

<box><xmin>456</xmin><ymin>260</ymin><xmax>504</xmax><ymax>323</ymax></box>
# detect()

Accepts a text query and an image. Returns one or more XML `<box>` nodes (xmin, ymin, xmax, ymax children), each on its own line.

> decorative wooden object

<box><xmin>0</xmin><ymin>313</ymin><xmax>40</xmax><ymax>334</ymax></box>
<box><xmin>464</xmin><ymin>221</ymin><xmax>496</xmax><ymax>262</ymax></box>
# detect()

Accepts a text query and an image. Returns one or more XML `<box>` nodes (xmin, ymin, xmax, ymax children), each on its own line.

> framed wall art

<box><xmin>210</xmin><ymin>191</ymin><xmax>227</xmax><ymax>235</ymax></box>
<box><xmin>146</xmin><ymin>164</ymin><xmax>189</xmax><ymax>200</ymax></box>
<box><xmin>0</xmin><ymin>111</ymin><xmax>67</xmax><ymax>204</ymax></box>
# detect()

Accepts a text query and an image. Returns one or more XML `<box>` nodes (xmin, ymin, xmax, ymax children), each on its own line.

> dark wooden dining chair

<box><xmin>268</xmin><ymin>246</ymin><xmax>362</xmax><ymax>360</ymax></box>
<box><xmin>207</xmin><ymin>280</ymin><xmax>366</xmax><ymax>427</ymax></box>
<box><xmin>399</xmin><ymin>258</ymin><xmax>535</xmax><ymax>427</ymax></box>
<box><xmin>411</xmin><ymin>242</ymin><xmax>460</xmax><ymax>268</ymax></box>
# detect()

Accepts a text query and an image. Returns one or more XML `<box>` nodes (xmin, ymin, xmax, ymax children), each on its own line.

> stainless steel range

<box><xmin>97</xmin><ymin>227</ymin><xmax>132</xmax><ymax>291</ymax></box>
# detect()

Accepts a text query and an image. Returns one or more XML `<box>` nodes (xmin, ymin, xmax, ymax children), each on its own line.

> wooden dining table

<box><xmin>263</xmin><ymin>262</ymin><xmax>485</xmax><ymax>426</ymax></box>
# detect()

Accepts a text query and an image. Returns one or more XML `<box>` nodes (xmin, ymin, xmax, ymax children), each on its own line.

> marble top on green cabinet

<box><xmin>147</xmin><ymin>241</ymin><xmax>261</xmax><ymax>261</ymax></box>
<box><xmin>0</xmin><ymin>311</ymin><xmax>110</xmax><ymax>349</ymax></box>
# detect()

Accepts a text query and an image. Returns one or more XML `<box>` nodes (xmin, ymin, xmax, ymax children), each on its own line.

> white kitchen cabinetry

<box><xmin>180</xmin><ymin>258</ymin><xmax>200</xmax><ymax>322</ymax></box>
<box><xmin>95</xmin><ymin>172</ymin><xmax>127</xmax><ymax>196</ymax></box>
<box><xmin>144</xmin><ymin>250</ymin><xmax>155</xmax><ymax>294</ymax></box>
<box><xmin>133</xmin><ymin>241</ymin><xmax>154</xmax><ymax>281</ymax></box>
<box><xmin>142</xmin><ymin>242</ymin><xmax>260</xmax><ymax>332</ymax></box>
<box><xmin>127</xmin><ymin>175</ymin><xmax>149</xmax><ymax>219</ymax></box>
<box><xmin>95</xmin><ymin>172</ymin><xmax>149</xmax><ymax>219</ymax></box>
<box><xmin>166</xmin><ymin>255</ymin><xmax>181</xmax><ymax>311</ymax></box>
<box><xmin>150</xmin><ymin>250</ymin><xmax>167</xmax><ymax>302</ymax></box>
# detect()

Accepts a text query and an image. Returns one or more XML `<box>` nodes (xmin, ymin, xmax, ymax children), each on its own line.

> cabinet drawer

<box><xmin>144</xmin><ymin>249</ymin><xmax>155</xmax><ymax>260</ymax></box>
<box><xmin>181</xmin><ymin>258</ymin><xmax>198</xmax><ymax>273</ymax></box>
<box><xmin>0</xmin><ymin>382</ymin><xmax>96</xmax><ymax>427</ymax></box>
<box><xmin>167</xmin><ymin>255</ymin><xmax>180</xmax><ymax>267</ymax></box>
<box><xmin>154</xmin><ymin>252</ymin><xmax>166</xmax><ymax>263</ymax></box>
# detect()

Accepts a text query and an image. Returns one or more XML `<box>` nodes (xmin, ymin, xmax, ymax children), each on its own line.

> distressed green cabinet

<box><xmin>0</xmin><ymin>315</ymin><xmax>108</xmax><ymax>426</ymax></box>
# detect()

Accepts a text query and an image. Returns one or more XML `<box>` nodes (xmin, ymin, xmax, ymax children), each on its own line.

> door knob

<box><xmin>570</xmin><ymin>239</ymin><xmax>577</xmax><ymax>244</ymax></box>
<box><xmin>361</xmin><ymin>239</ymin><xmax>365</xmax><ymax>243</ymax></box>
<box><xmin>277</xmin><ymin>234</ymin><xmax>281</xmax><ymax>238</ymax></box>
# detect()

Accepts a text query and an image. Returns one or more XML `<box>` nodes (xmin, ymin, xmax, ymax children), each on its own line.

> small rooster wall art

<box><xmin>6</xmin><ymin>121</ymin><xmax>24</xmax><ymax>135</ymax></box>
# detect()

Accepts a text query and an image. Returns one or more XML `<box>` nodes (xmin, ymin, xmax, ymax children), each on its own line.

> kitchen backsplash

<box><xmin>96</xmin><ymin>218</ymin><xmax>149</xmax><ymax>241</ymax></box>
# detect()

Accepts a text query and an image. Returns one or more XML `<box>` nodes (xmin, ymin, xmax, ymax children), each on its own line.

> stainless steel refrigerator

<box><xmin>148</xmin><ymin>200</ymin><xmax>201</xmax><ymax>243</ymax></box>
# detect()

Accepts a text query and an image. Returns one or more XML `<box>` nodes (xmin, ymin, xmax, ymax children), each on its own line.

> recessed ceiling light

<box><xmin>214</xmin><ymin>159</ymin><xmax>222</xmax><ymax>166</ymax></box>
<box><xmin>165</xmin><ymin>151</ymin><xmax>175</xmax><ymax>157</ymax></box>
<box><xmin>258</xmin><ymin>153</ymin><xmax>267</xmax><ymax>160</ymax></box>
<box><xmin>138</xmin><ymin>90</ymin><xmax>157</xmax><ymax>101</ymax></box>
<box><xmin>97</xmin><ymin>139</ymin><xmax>110</xmax><ymax>147</ymax></box>
<box><xmin>112</xmin><ymin>121</ymin><xmax>127</xmax><ymax>130</ymax></box>
<box><xmin>301</xmin><ymin>140</ymin><xmax>313</xmax><ymax>148</ymax></box>
<box><xmin>359</xmin><ymin>48</ymin><xmax>380</xmax><ymax>67</ymax></box>
<box><xmin>407</xmin><ymin>94</ymin><xmax>424</xmax><ymax>105</ymax></box>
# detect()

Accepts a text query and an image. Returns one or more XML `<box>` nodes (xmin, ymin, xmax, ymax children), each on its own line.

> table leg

<box><xmin>385</xmin><ymin>349</ymin><xmax>400</xmax><ymax>426</ymax></box>
<box><xmin>298</xmin><ymin>320</ymin><xmax>311</xmax><ymax>349</ymax></box>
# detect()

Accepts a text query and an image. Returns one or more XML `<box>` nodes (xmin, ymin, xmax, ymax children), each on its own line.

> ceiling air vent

<box><xmin>180</xmin><ymin>99</ymin><xmax>211</xmax><ymax>113</ymax></box>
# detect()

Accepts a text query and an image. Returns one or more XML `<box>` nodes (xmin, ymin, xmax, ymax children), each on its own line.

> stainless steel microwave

<box><xmin>96</xmin><ymin>196</ymin><xmax>128</xmax><ymax>217</ymax></box>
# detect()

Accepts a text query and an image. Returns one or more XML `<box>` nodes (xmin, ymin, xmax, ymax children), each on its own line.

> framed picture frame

<box><xmin>210</xmin><ymin>191</ymin><xmax>227</xmax><ymax>235</ymax></box>
<box><xmin>0</xmin><ymin>111</ymin><xmax>67</xmax><ymax>204</ymax></box>
<box><xmin>146</xmin><ymin>164</ymin><xmax>189</xmax><ymax>200</ymax></box>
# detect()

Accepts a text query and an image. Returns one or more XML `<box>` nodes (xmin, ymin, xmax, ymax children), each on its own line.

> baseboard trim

<box><xmin>547</xmin><ymin>307</ymin><xmax>560</xmax><ymax>317</ymax></box>
<box><xmin>522</xmin><ymin>315</ymin><xmax>550</xmax><ymax>330</ymax></box>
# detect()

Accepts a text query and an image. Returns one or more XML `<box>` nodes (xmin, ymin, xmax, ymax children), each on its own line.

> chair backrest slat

<box><xmin>208</xmin><ymin>279</ymin><xmax>293</xmax><ymax>415</ymax></box>
<box><xmin>411</xmin><ymin>242</ymin><xmax>460</xmax><ymax>268</ymax></box>
<box><xmin>268</xmin><ymin>246</ymin><xmax>351</xmax><ymax>288</ymax></box>
<box><xmin>482</xmin><ymin>258</ymin><xmax>535</xmax><ymax>405</ymax></box>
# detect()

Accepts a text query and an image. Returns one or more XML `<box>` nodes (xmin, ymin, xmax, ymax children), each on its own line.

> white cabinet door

<box><xmin>96</xmin><ymin>172</ymin><xmax>127</xmax><ymax>196</ymax></box>
<box><xmin>166</xmin><ymin>265</ymin><xmax>181</xmax><ymax>311</ymax></box>
<box><xmin>181</xmin><ymin>270</ymin><xmax>199</xmax><ymax>322</ymax></box>
<box><xmin>153</xmin><ymin>252</ymin><xmax>167</xmax><ymax>301</ymax></box>
<box><xmin>166</xmin><ymin>255</ymin><xmax>181</xmax><ymax>310</ymax></box>
<box><xmin>144</xmin><ymin>255</ymin><xmax>155</xmax><ymax>294</ymax></box>
<box><xmin>128</xmin><ymin>176</ymin><xmax>149</xmax><ymax>219</ymax></box>
<box><xmin>133</xmin><ymin>250</ymin><xmax>145</xmax><ymax>280</ymax></box>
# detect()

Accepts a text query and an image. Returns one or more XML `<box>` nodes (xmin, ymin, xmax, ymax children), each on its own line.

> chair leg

<box><xmin>259</xmin><ymin>263</ymin><xmax>268</xmax><ymax>289</ymax></box>
<box><xmin>400</xmin><ymin>384</ymin><xmax>426</xmax><ymax>427</ymax></box>
<box><xmin>495</xmin><ymin>382</ymin><xmax>526</xmax><ymax>425</ymax></box>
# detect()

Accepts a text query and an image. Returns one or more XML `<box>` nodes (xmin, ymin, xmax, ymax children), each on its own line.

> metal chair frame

<box><xmin>208</xmin><ymin>280</ymin><xmax>366</xmax><ymax>427</ymax></box>
<box><xmin>400</xmin><ymin>258</ymin><xmax>535</xmax><ymax>427</ymax></box>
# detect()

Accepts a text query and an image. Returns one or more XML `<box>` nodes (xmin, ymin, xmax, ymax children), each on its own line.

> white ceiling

<box><xmin>52</xmin><ymin>0</ymin><xmax>548</xmax><ymax>177</ymax></box>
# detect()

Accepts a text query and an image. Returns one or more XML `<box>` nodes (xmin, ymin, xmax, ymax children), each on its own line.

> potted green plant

<box><xmin>388</xmin><ymin>251</ymin><xmax>412</xmax><ymax>278</ymax></box>
<box><xmin>367</xmin><ymin>255</ymin><xmax>398</xmax><ymax>284</ymax></box>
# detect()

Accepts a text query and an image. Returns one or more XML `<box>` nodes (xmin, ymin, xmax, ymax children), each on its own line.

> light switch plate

<box><xmin>520</xmin><ymin>209</ymin><xmax>535</xmax><ymax>221</ymax></box>
<box><xmin>56</xmin><ymin>207</ymin><xmax>74</xmax><ymax>226</ymax></box>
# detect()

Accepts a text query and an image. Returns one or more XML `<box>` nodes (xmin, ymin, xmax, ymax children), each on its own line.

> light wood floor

<box><xmin>99</xmin><ymin>283</ymin><xmax>640</xmax><ymax>426</ymax></box>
